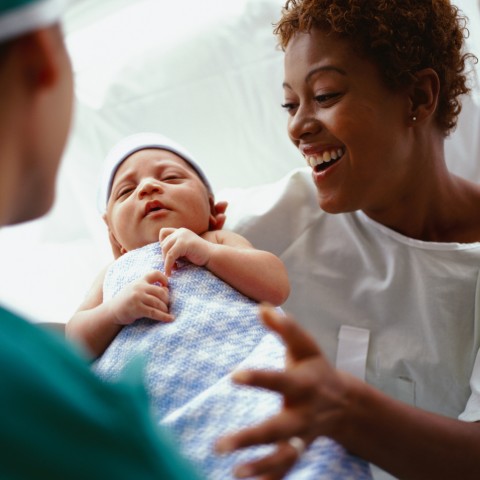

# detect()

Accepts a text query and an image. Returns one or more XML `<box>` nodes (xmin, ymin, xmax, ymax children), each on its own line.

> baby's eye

<box><xmin>117</xmin><ymin>187</ymin><xmax>134</xmax><ymax>198</ymax></box>
<box><xmin>162</xmin><ymin>174</ymin><xmax>184</xmax><ymax>182</ymax></box>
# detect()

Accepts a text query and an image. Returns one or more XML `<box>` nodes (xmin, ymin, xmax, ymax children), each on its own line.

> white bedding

<box><xmin>0</xmin><ymin>0</ymin><xmax>478</xmax><ymax>326</ymax></box>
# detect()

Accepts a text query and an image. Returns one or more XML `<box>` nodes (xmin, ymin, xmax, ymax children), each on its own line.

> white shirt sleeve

<box><xmin>459</xmin><ymin>348</ymin><xmax>480</xmax><ymax>422</ymax></box>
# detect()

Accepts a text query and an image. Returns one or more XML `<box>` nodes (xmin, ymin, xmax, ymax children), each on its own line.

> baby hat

<box><xmin>0</xmin><ymin>0</ymin><xmax>69</xmax><ymax>43</ymax></box>
<box><xmin>97</xmin><ymin>132</ymin><xmax>213</xmax><ymax>214</ymax></box>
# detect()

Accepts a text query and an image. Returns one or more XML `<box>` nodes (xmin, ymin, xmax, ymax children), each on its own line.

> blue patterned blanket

<box><xmin>94</xmin><ymin>242</ymin><xmax>372</xmax><ymax>479</ymax></box>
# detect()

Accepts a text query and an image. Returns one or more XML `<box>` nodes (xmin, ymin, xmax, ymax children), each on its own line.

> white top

<box><xmin>222</xmin><ymin>167</ymin><xmax>480</xmax><ymax>421</ymax></box>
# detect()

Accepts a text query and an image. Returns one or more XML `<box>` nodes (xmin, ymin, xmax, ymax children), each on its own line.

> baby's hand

<box><xmin>108</xmin><ymin>270</ymin><xmax>172</xmax><ymax>325</ymax></box>
<box><xmin>159</xmin><ymin>227</ymin><xmax>213</xmax><ymax>277</ymax></box>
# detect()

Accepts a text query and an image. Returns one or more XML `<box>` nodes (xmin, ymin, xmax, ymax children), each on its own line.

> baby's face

<box><xmin>105</xmin><ymin>148</ymin><xmax>213</xmax><ymax>252</ymax></box>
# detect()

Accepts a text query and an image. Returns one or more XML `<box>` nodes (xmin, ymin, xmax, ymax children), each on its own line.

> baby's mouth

<box><xmin>306</xmin><ymin>147</ymin><xmax>345</xmax><ymax>172</ymax></box>
<box><xmin>144</xmin><ymin>200</ymin><xmax>165</xmax><ymax>216</ymax></box>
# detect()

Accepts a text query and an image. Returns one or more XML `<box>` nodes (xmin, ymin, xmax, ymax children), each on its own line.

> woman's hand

<box><xmin>211</xmin><ymin>200</ymin><xmax>228</xmax><ymax>230</ymax></box>
<box><xmin>215</xmin><ymin>305</ymin><xmax>352</xmax><ymax>479</ymax></box>
<box><xmin>108</xmin><ymin>270</ymin><xmax>172</xmax><ymax>325</ymax></box>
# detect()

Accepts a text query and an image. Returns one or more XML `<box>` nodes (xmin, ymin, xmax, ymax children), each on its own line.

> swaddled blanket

<box><xmin>94</xmin><ymin>242</ymin><xmax>372</xmax><ymax>480</ymax></box>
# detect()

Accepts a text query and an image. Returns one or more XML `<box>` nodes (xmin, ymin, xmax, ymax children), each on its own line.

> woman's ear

<box><xmin>207</xmin><ymin>195</ymin><xmax>228</xmax><ymax>231</ymax></box>
<box><xmin>407</xmin><ymin>68</ymin><xmax>440</xmax><ymax>124</ymax></box>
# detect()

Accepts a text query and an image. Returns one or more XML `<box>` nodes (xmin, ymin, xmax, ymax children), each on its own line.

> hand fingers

<box><xmin>146</xmin><ymin>308</ymin><xmax>174</xmax><ymax>323</ymax></box>
<box><xmin>159</xmin><ymin>227</ymin><xmax>176</xmax><ymax>242</ymax></box>
<box><xmin>216</xmin><ymin>410</ymin><xmax>304</xmax><ymax>453</ymax></box>
<box><xmin>259</xmin><ymin>305</ymin><xmax>322</xmax><ymax>361</ymax></box>
<box><xmin>216</xmin><ymin>213</ymin><xmax>227</xmax><ymax>230</ymax></box>
<box><xmin>144</xmin><ymin>284</ymin><xmax>169</xmax><ymax>305</ymax></box>
<box><xmin>159</xmin><ymin>234</ymin><xmax>180</xmax><ymax>277</ymax></box>
<box><xmin>230</xmin><ymin>367</ymin><xmax>313</xmax><ymax>402</ymax></box>
<box><xmin>163</xmin><ymin>253</ymin><xmax>177</xmax><ymax>277</ymax></box>
<box><xmin>143</xmin><ymin>269</ymin><xmax>169</xmax><ymax>286</ymax></box>
<box><xmin>214</xmin><ymin>200</ymin><xmax>228</xmax><ymax>215</ymax></box>
<box><xmin>210</xmin><ymin>201</ymin><xmax>228</xmax><ymax>230</ymax></box>
<box><xmin>159</xmin><ymin>232</ymin><xmax>176</xmax><ymax>252</ymax></box>
<box><xmin>144</xmin><ymin>292</ymin><xmax>174</xmax><ymax>322</ymax></box>
<box><xmin>233</xmin><ymin>441</ymin><xmax>299</xmax><ymax>480</ymax></box>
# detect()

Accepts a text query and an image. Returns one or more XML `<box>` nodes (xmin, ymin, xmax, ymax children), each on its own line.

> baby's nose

<box><xmin>138</xmin><ymin>178</ymin><xmax>163</xmax><ymax>197</ymax></box>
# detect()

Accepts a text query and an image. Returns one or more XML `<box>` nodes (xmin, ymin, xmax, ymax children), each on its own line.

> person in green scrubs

<box><xmin>0</xmin><ymin>1</ymin><xmax>202</xmax><ymax>478</ymax></box>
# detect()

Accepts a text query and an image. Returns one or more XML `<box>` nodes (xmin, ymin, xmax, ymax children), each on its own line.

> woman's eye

<box><xmin>314</xmin><ymin>92</ymin><xmax>340</xmax><ymax>104</ymax></box>
<box><xmin>281</xmin><ymin>102</ymin><xmax>298</xmax><ymax>115</ymax></box>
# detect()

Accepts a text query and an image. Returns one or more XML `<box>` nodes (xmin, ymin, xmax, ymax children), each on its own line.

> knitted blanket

<box><xmin>94</xmin><ymin>242</ymin><xmax>372</xmax><ymax>480</ymax></box>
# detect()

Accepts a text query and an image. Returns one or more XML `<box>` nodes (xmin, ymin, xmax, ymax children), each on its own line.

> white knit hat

<box><xmin>97</xmin><ymin>132</ymin><xmax>213</xmax><ymax>214</ymax></box>
<box><xmin>0</xmin><ymin>0</ymin><xmax>69</xmax><ymax>43</ymax></box>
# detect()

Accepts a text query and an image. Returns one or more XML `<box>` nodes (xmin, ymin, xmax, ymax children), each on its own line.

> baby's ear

<box><xmin>108</xmin><ymin>230</ymin><xmax>126</xmax><ymax>259</ymax></box>
<box><xmin>208</xmin><ymin>196</ymin><xmax>228</xmax><ymax>231</ymax></box>
<box><xmin>103</xmin><ymin>214</ymin><xmax>125</xmax><ymax>258</ymax></box>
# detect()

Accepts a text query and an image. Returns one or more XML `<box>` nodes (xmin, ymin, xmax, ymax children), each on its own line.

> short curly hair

<box><xmin>274</xmin><ymin>0</ymin><xmax>477</xmax><ymax>135</ymax></box>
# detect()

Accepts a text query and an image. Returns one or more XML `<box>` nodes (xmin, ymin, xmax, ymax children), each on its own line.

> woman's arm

<box><xmin>66</xmin><ymin>266</ymin><xmax>171</xmax><ymax>358</ymax></box>
<box><xmin>159</xmin><ymin>228</ymin><xmax>290</xmax><ymax>305</ymax></box>
<box><xmin>216</xmin><ymin>306</ymin><xmax>480</xmax><ymax>480</ymax></box>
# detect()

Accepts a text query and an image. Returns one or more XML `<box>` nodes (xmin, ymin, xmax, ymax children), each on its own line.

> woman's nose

<box><xmin>138</xmin><ymin>178</ymin><xmax>163</xmax><ymax>197</ymax></box>
<box><xmin>288</xmin><ymin>105</ymin><xmax>321</xmax><ymax>142</ymax></box>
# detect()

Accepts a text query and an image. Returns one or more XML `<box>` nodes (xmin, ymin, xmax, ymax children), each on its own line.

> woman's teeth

<box><xmin>306</xmin><ymin>148</ymin><xmax>344</xmax><ymax>168</ymax></box>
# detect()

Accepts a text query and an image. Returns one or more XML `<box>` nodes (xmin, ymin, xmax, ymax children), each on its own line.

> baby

<box><xmin>66</xmin><ymin>132</ymin><xmax>289</xmax><ymax>357</ymax></box>
<box><xmin>66</xmin><ymin>133</ymin><xmax>370</xmax><ymax>480</ymax></box>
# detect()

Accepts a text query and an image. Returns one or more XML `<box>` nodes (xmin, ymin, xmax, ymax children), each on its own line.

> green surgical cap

<box><xmin>0</xmin><ymin>0</ymin><xmax>68</xmax><ymax>43</ymax></box>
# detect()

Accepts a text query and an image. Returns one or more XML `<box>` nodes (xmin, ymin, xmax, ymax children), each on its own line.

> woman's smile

<box><xmin>283</xmin><ymin>28</ymin><xmax>412</xmax><ymax>214</ymax></box>
<box><xmin>302</xmin><ymin>146</ymin><xmax>346</xmax><ymax>172</ymax></box>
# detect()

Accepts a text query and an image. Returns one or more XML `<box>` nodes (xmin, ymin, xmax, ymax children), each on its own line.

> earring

<box><xmin>412</xmin><ymin>115</ymin><xmax>417</xmax><ymax>121</ymax></box>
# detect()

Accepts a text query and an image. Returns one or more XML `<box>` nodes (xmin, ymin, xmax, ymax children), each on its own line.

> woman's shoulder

<box><xmin>447</xmin><ymin>176</ymin><xmax>480</xmax><ymax>243</ymax></box>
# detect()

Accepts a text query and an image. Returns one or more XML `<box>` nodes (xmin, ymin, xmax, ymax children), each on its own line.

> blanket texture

<box><xmin>94</xmin><ymin>242</ymin><xmax>372</xmax><ymax>479</ymax></box>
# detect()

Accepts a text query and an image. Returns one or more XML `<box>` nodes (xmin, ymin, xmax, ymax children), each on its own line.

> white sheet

<box><xmin>0</xmin><ymin>0</ymin><xmax>478</xmax><ymax>325</ymax></box>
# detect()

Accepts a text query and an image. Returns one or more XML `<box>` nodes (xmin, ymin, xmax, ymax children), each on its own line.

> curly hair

<box><xmin>274</xmin><ymin>0</ymin><xmax>477</xmax><ymax>135</ymax></box>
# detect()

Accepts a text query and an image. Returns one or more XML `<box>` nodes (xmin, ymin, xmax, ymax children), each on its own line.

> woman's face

<box><xmin>105</xmin><ymin>149</ymin><xmax>213</xmax><ymax>253</ymax></box>
<box><xmin>283</xmin><ymin>28</ymin><xmax>414</xmax><ymax>215</ymax></box>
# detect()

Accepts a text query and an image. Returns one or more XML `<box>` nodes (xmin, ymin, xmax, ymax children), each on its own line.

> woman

<box><xmin>216</xmin><ymin>1</ymin><xmax>480</xmax><ymax>479</ymax></box>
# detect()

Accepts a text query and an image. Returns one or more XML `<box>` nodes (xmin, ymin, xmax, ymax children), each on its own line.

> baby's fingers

<box><xmin>148</xmin><ymin>309</ymin><xmax>174</xmax><ymax>323</ymax></box>
<box><xmin>144</xmin><ymin>269</ymin><xmax>169</xmax><ymax>286</ymax></box>
<box><xmin>145</xmin><ymin>283</ymin><xmax>169</xmax><ymax>304</ymax></box>
<box><xmin>159</xmin><ymin>227</ymin><xmax>176</xmax><ymax>242</ymax></box>
<box><xmin>163</xmin><ymin>254</ymin><xmax>177</xmax><ymax>277</ymax></box>
<box><xmin>144</xmin><ymin>294</ymin><xmax>174</xmax><ymax>322</ymax></box>
<box><xmin>159</xmin><ymin>236</ymin><xmax>178</xmax><ymax>277</ymax></box>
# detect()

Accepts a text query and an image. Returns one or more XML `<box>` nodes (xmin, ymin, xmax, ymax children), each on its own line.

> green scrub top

<box><xmin>0</xmin><ymin>304</ymin><xmax>203</xmax><ymax>479</ymax></box>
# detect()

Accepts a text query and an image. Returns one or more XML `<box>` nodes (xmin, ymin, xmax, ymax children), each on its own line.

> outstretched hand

<box><xmin>215</xmin><ymin>305</ymin><xmax>351</xmax><ymax>479</ymax></box>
